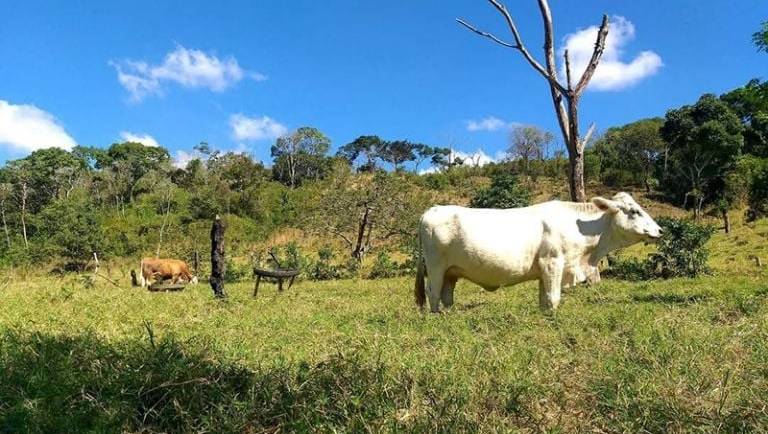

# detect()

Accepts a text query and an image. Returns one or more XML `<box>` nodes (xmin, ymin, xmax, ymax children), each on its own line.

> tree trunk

<box><xmin>20</xmin><ymin>184</ymin><xmax>28</xmax><ymax>249</ymax></box>
<box><xmin>352</xmin><ymin>207</ymin><xmax>371</xmax><ymax>261</ymax></box>
<box><xmin>567</xmin><ymin>147</ymin><xmax>586</xmax><ymax>202</ymax></box>
<box><xmin>155</xmin><ymin>195</ymin><xmax>172</xmax><ymax>258</ymax></box>
<box><xmin>288</xmin><ymin>154</ymin><xmax>297</xmax><ymax>189</ymax></box>
<box><xmin>1</xmin><ymin>208</ymin><xmax>9</xmax><ymax>249</ymax></box>
<box><xmin>723</xmin><ymin>209</ymin><xmax>731</xmax><ymax>234</ymax></box>
<box><xmin>210</xmin><ymin>215</ymin><xmax>226</xmax><ymax>298</ymax></box>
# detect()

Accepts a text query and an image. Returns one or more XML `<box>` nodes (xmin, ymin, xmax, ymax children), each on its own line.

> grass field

<box><xmin>2</xmin><ymin>264</ymin><xmax>768</xmax><ymax>432</ymax></box>
<box><xmin>2</xmin><ymin>214</ymin><xmax>768</xmax><ymax>433</ymax></box>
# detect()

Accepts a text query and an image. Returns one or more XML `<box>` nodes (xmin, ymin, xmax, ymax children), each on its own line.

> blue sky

<box><xmin>1</xmin><ymin>0</ymin><xmax>766</xmax><ymax>168</ymax></box>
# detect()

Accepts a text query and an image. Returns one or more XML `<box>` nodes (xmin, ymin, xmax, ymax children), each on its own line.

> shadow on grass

<box><xmin>630</xmin><ymin>293</ymin><xmax>709</xmax><ymax>305</ymax></box>
<box><xmin>0</xmin><ymin>329</ymin><xmax>528</xmax><ymax>433</ymax></box>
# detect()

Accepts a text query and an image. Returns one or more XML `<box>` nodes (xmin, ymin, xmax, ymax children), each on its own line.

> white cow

<box><xmin>414</xmin><ymin>192</ymin><xmax>662</xmax><ymax>312</ymax></box>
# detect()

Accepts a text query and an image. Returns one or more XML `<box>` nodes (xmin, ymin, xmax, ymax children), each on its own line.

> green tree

<box><xmin>271</xmin><ymin>127</ymin><xmax>331</xmax><ymax>188</ymax></box>
<box><xmin>337</xmin><ymin>135</ymin><xmax>386</xmax><ymax>172</ymax></box>
<box><xmin>593</xmin><ymin>118</ymin><xmax>666</xmax><ymax>191</ymax></box>
<box><xmin>310</xmin><ymin>167</ymin><xmax>430</xmax><ymax>261</ymax></box>
<box><xmin>96</xmin><ymin>142</ymin><xmax>171</xmax><ymax>205</ymax></box>
<box><xmin>721</xmin><ymin>79</ymin><xmax>768</xmax><ymax>157</ymax></box>
<box><xmin>380</xmin><ymin>140</ymin><xmax>416</xmax><ymax>172</ymax></box>
<box><xmin>507</xmin><ymin>125</ymin><xmax>553</xmax><ymax>176</ymax></box>
<box><xmin>430</xmin><ymin>147</ymin><xmax>463</xmax><ymax>172</ymax></box>
<box><xmin>470</xmin><ymin>173</ymin><xmax>531</xmax><ymax>209</ymax></box>
<box><xmin>754</xmin><ymin>21</ymin><xmax>768</xmax><ymax>52</ymax></box>
<box><xmin>749</xmin><ymin>163</ymin><xmax>768</xmax><ymax>219</ymax></box>
<box><xmin>33</xmin><ymin>194</ymin><xmax>104</xmax><ymax>268</ymax></box>
<box><xmin>661</xmin><ymin>94</ymin><xmax>744</xmax><ymax>219</ymax></box>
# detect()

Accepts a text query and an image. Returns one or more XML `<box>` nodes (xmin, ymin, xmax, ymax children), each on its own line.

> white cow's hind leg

<box><xmin>425</xmin><ymin>265</ymin><xmax>444</xmax><ymax>313</ymax></box>
<box><xmin>538</xmin><ymin>256</ymin><xmax>564</xmax><ymax>311</ymax></box>
<box><xmin>440</xmin><ymin>276</ymin><xmax>457</xmax><ymax>309</ymax></box>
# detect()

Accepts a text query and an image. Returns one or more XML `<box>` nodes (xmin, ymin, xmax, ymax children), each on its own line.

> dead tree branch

<box><xmin>574</xmin><ymin>14</ymin><xmax>609</xmax><ymax>96</ymax></box>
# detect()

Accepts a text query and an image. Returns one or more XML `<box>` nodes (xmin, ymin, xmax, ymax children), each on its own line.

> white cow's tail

<box><xmin>414</xmin><ymin>224</ymin><xmax>426</xmax><ymax>309</ymax></box>
<box><xmin>415</xmin><ymin>256</ymin><xmax>426</xmax><ymax>309</ymax></box>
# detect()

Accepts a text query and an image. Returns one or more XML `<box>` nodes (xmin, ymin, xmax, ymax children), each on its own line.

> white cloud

<box><xmin>419</xmin><ymin>148</ymin><xmax>496</xmax><ymax>174</ymax></box>
<box><xmin>119</xmin><ymin>131</ymin><xmax>160</xmax><ymax>147</ymax></box>
<box><xmin>229</xmin><ymin>114</ymin><xmax>287</xmax><ymax>141</ymax></box>
<box><xmin>466</xmin><ymin>116</ymin><xmax>507</xmax><ymax>132</ymax></box>
<box><xmin>111</xmin><ymin>45</ymin><xmax>264</xmax><ymax>102</ymax></box>
<box><xmin>466</xmin><ymin>116</ymin><xmax>522</xmax><ymax>132</ymax></box>
<box><xmin>560</xmin><ymin>16</ymin><xmax>662</xmax><ymax>91</ymax></box>
<box><xmin>0</xmin><ymin>100</ymin><xmax>77</xmax><ymax>152</ymax></box>
<box><xmin>453</xmin><ymin>149</ymin><xmax>495</xmax><ymax>167</ymax></box>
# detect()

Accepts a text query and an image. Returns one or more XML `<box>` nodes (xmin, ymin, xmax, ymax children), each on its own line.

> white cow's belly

<box><xmin>437</xmin><ymin>225</ymin><xmax>542</xmax><ymax>289</ymax></box>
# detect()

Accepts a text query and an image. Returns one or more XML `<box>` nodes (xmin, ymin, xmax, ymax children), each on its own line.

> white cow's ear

<box><xmin>592</xmin><ymin>197</ymin><xmax>620</xmax><ymax>213</ymax></box>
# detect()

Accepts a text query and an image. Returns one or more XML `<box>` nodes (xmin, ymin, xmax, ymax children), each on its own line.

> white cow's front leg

<box><xmin>538</xmin><ymin>256</ymin><xmax>564</xmax><ymax>311</ymax></box>
<box><xmin>440</xmin><ymin>276</ymin><xmax>457</xmax><ymax>309</ymax></box>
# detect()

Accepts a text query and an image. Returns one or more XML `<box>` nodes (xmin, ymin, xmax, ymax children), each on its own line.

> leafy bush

<box><xmin>308</xmin><ymin>246</ymin><xmax>346</xmax><ymax>281</ymax></box>
<box><xmin>368</xmin><ymin>251</ymin><xmax>402</xmax><ymax>279</ymax></box>
<box><xmin>283</xmin><ymin>242</ymin><xmax>309</xmax><ymax>272</ymax></box>
<box><xmin>604</xmin><ymin>255</ymin><xmax>649</xmax><ymax>281</ymax></box>
<box><xmin>648</xmin><ymin>218</ymin><xmax>715</xmax><ymax>278</ymax></box>
<box><xmin>470</xmin><ymin>173</ymin><xmax>531</xmax><ymax>209</ymax></box>
<box><xmin>606</xmin><ymin>218</ymin><xmax>715</xmax><ymax>280</ymax></box>
<box><xmin>224</xmin><ymin>259</ymin><xmax>250</xmax><ymax>282</ymax></box>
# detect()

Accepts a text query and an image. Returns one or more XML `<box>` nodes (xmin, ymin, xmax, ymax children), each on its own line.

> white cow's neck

<box><xmin>586</xmin><ymin>213</ymin><xmax>618</xmax><ymax>265</ymax></box>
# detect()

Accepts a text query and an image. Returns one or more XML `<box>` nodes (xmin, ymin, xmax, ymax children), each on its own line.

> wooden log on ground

<box><xmin>210</xmin><ymin>215</ymin><xmax>226</xmax><ymax>298</ymax></box>
<box><xmin>148</xmin><ymin>282</ymin><xmax>186</xmax><ymax>292</ymax></box>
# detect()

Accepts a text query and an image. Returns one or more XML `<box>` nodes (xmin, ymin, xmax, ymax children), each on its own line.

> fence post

<box><xmin>210</xmin><ymin>215</ymin><xmax>226</xmax><ymax>298</ymax></box>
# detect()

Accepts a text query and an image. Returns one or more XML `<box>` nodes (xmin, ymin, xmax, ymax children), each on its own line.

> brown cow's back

<box><xmin>141</xmin><ymin>258</ymin><xmax>195</xmax><ymax>285</ymax></box>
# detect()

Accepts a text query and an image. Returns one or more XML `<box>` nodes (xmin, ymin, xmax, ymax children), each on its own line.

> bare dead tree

<box><xmin>458</xmin><ymin>0</ymin><xmax>608</xmax><ymax>201</ymax></box>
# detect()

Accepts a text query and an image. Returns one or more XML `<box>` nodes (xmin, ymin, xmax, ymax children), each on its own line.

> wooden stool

<box><xmin>253</xmin><ymin>268</ymin><xmax>300</xmax><ymax>296</ymax></box>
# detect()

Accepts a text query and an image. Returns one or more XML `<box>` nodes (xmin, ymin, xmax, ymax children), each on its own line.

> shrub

<box><xmin>224</xmin><ymin>259</ymin><xmax>249</xmax><ymax>282</ymax></box>
<box><xmin>283</xmin><ymin>242</ymin><xmax>309</xmax><ymax>272</ymax></box>
<box><xmin>469</xmin><ymin>173</ymin><xmax>531</xmax><ymax>209</ymax></box>
<box><xmin>604</xmin><ymin>255</ymin><xmax>650</xmax><ymax>281</ymax></box>
<box><xmin>368</xmin><ymin>251</ymin><xmax>401</xmax><ymax>279</ymax></box>
<box><xmin>308</xmin><ymin>246</ymin><xmax>345</xmax><ymax>281</ymax></box>
<box><xmin>647</xmin><ymin>218</ymin><xmax>715</xmax><ymax>278</ymax></box>
<box><xmin>606</xmin><ymin>218</ymin><xmax>715</xmax><ymax>280</ymax></box>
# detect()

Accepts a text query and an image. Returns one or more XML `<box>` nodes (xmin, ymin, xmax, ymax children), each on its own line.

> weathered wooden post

<box><xmin>210</xmin><ymin>215</ymin><xmax>226</xmax><ymax>298</ymax></box>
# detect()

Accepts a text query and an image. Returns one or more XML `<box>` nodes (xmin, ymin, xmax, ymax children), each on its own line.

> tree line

<box><xmin>0</xmin><ymin>76</ymin><xmax>766</xmax><ymax>269</ymax></box>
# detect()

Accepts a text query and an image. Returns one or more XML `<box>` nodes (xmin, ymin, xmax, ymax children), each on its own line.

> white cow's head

<box><xmin>592</xmin><ymin>192</ymin><xmax>662</xmax><ymax>241</ymax></box>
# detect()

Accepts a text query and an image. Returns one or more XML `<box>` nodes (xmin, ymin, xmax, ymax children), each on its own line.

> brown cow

<box><xmin>140</xmin><ymin>258</ymin><xmax>198</xmax><ymax>288</ymax></box>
